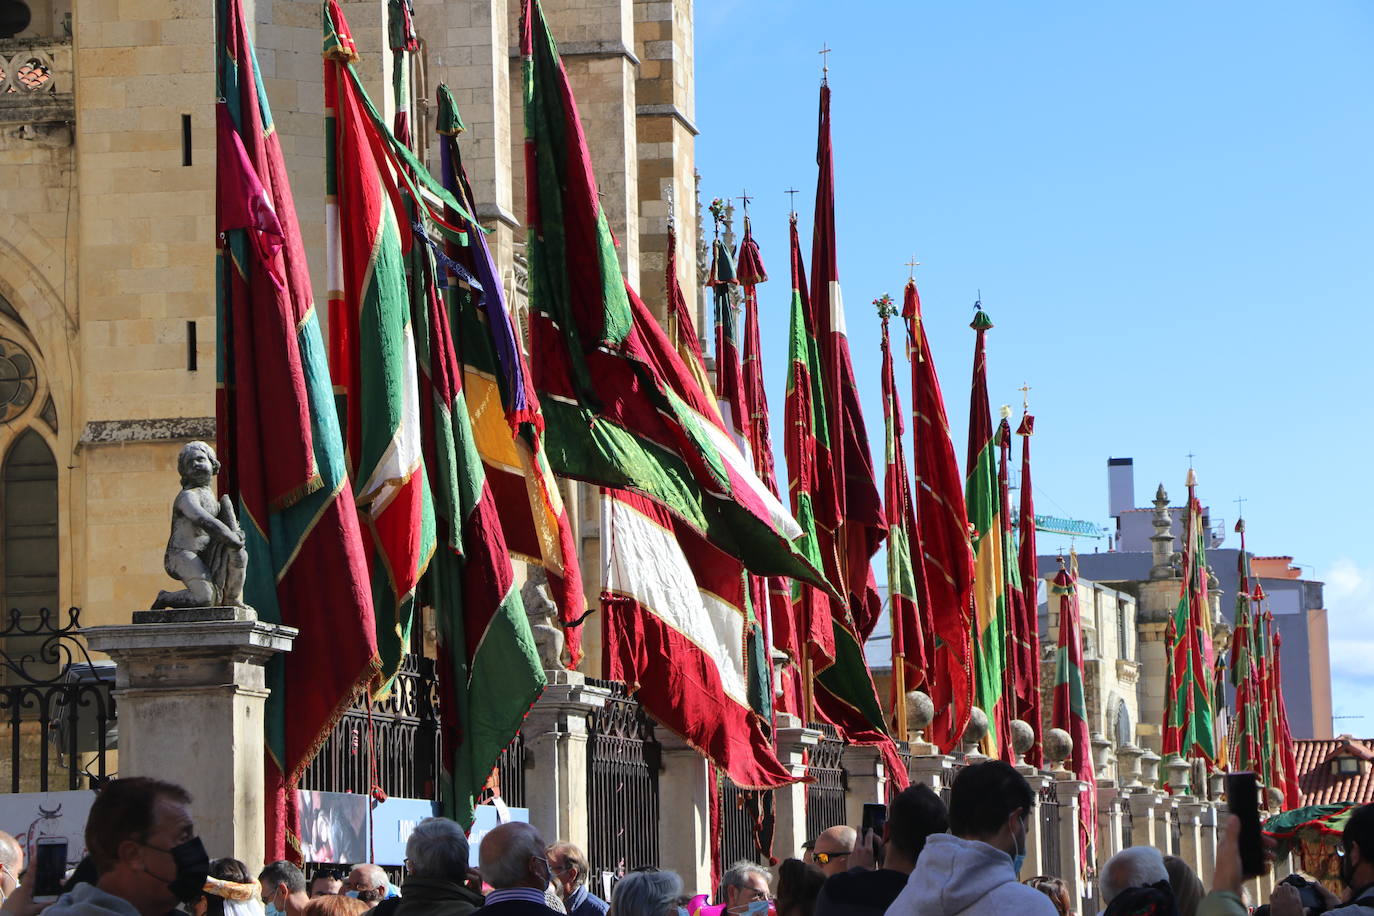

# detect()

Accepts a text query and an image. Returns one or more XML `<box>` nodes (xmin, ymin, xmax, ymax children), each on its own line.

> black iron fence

<box><xmin>1</xmin><ymin>607</ymin><xmax>115</xmax><ymax>791</ymax></box>
<box><xmin>585</xmin><ymin>679</ymin><xmax>660</xmax><ymax>882</ymax></box>
<box><xmin>299</xmin><ymin>653</ymin><xmax>441</xmax><ymax>799</ymax></box>
<box><xmin>1117</xmin><ymin>795</ymin><xmax>1133</xmax><ymax>849</ymax></box>
<box><xmin>719</xmin><ymin>777</ymin><xmax>771</xmax><ymax>866</ymax></box>
<box><xmin>1038</xmin><ymin>783</ymin><xmax>1060</xmax><ymax>871</ymax></box>
<box><xmin>1169</xmin><ymin>807</ymin><xmax>1181</xmax><ymax>857</ymax></box>
<box><xmin>805</xmin><ymin>723</ymin><xmax>846</xmax><ymax>844</ymax></box>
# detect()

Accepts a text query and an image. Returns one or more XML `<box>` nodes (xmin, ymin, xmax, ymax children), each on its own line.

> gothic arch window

<box><xmin>2</xmin><ymin>429</ymin><xmax>59</xmax><ymax>680</ymax></box>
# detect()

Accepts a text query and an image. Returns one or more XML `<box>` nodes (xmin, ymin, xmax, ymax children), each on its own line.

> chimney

<box><xmin>1108</xmin><ymin>457</ymin><xmax>1134</xmax><ymax>518</ymax></box>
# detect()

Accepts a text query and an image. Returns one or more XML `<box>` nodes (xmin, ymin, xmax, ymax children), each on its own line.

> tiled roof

<box><xmin>1296</xmin><ymin>736</ymin><xmax>1374</xmax><ymax>806</ymax></box>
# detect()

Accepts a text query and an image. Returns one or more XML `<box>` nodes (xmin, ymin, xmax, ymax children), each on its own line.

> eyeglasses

<box><xmin>812</xmin><ymin>851</ymin><xmax>850</xmax><ymax>866</ymax></box>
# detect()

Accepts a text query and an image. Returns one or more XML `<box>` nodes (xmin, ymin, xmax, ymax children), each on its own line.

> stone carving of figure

<box><xmin>520</xmin><ymin>568</ymin><xmax>564</xmax><ymax>670</ymax></box>
<box><xmin>151</xmin><ymin>441</ymin><xmax>250</xmax><ymax>610</ymax></box>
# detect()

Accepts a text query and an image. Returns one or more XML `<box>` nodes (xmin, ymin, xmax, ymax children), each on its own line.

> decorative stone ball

<box><xmin>1265</xmin><ymin>786</ymin><xmax>1285</xmax><ymax>810</ymax></box>
<box><xmin>906</xmin><ymin>690</ymin><xmax>934</xmax><ymax>732</ymax></box>
<box><xmin>1009</xmin><ymin>719</ymin><xmax>1035</xmax><ymax>756</ymax></box>
<box><xmin>962</xmin><ymin>706</ymin><xmax>990</xmax><ymax>746</ymax></box>
<box><xmin>1044</xmin><ymin>727</ymin><xmax>1073</xmax><ymax>765</ymax></box>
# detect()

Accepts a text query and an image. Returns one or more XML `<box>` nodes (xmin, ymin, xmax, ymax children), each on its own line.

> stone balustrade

<box><xmin>0</xmin><ymin>38</ymin><xmax>74</xmax><ymax>124</ymax></box>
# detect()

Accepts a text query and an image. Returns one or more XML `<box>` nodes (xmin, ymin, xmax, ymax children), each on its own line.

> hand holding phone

<box><xmin>1225</xmin><ymin>772</ymin><xmax>1265</xmax><ymax>878</ymax></box>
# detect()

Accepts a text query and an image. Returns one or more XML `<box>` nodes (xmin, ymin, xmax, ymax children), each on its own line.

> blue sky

<box><xmin>691</xmin><ymin>1</ymin><xmax>1374</xmax><ymax>734</ymax></box>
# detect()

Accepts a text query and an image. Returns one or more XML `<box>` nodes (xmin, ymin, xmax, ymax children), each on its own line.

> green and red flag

<box><xmin>1270</xmin><ymin>620</ymin><xmax>1302</xmax><ymax>809</ymax></box>
<box><xmin>710</xmin><ymin>220</ymin><xmax>771</xmax><ymax>722</ymax></box>
<box><xmin>664</xmin><ymin>221</ymin><xmax>718</xmax><ymax>420</ymax></box>
<box><xmin>809</xmin><ymin>82</ymin><xmax>887</xmax><ymax>640</ymax></box>
<box><xmin>521</xmin><ymin>0</ymin><xmax>813</xmax><ymax>785</ymax></box>
<box><xmin>879</xmin><ymin>294</ymin><xmax>928</xmax><ymax>718</ymax></box>
<box><xmin>1161</xmin><ymin>470</ymin><xmax>1217</xmax><ymax>764</ymax></box>
<box><xmin>783</xmin><ymin>214</ymin><xmax>837</xmax><ymax>704</ymax></box>
<box><xmin>806</xmin><ymin>83</ymin><xmax>899</xmax><ymax>779</ymax></box>
<box><xmin>901</xmin><ymin>279</ymin><xmax>973</xmax><ymax>753</ymax></box>
<box><xmin>996</xmin><ymin>409</ymin><xmax>1026</xmax><ymax>764</ymax></box>
<box><xmin>1050</xmin><ymin>556</ymin><xmax>1097</xmax><ymax>877</ymax></box>
<box><xmin>966</xmin><ymin>306</ymin><xmax>1012</xmax><ymax>759</ymax></box>
<box><xmin>520</xmin><ymin>0</ymin><xmax>821</xmax><ymax>587</ymax></box>
<box><xmin>324</xmin><ymin>3</ymin><xmax>436</xmax><ymax>689</ymax></box>
<box><xmin>1229</xmin><ymin>519</ymin><xmax>1263</xmax><ymax>775</ymax></box>
<box><xmin>739</xmin><ymin>216</ymin><xmax>796</xmax><ymax>717</ymax></box>
<box><xmin>436</xmin><ymin>85</ymin><xmax>586</xmax><ymax>668</ymax></box>
<box><xmin>1015</xmin><ymin>407</ymin><xmax>1043</xmax><ymax>766</ymax></box>
<box><xmin>217</xmin><ymin>0</ymin><xmax>379</xmax><ymax>862</ymax></box>
<box><xmin>325</xmin><ymin>2</ymin><xmax>545</xmax><ymax>826</ymax></box>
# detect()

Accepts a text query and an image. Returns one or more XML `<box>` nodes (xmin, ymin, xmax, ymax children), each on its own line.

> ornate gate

<box><xmin>1</xmin><ymin>607</ymin><xmax>115</xmax><ymax>792</ymax></box>
<box><xmin>805</xmin><ymin>723</ymin><xmax>846</xmax><ymax>844</ymax></box>
<box><xmin>298</xmin><ymin>653</ymin><xmax>441</xmax><ymax>799</ymax></box>
<box><xmin>585</xmin><ymin>679</ymin><xmax>660</xmax><ymax>882</ymax></box>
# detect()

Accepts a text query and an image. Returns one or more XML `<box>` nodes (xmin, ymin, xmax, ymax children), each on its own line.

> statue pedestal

<box><xmin>521</xmin><ymin>669</ymin><xmax>610</xmax><ymax>852</ymax></box>
<box><xmin>773</xmin><ymin>715</ymin><xmax>821</xmax><ymax>859</ymax></box>
<box><xmin>84</xmin><ymin>607</ymin><xmax>295</xmax><ymax>876</ymax></box>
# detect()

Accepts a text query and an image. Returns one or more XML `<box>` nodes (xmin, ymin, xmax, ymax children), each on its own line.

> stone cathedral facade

<box><xmin>0</xmin><ymin>0</ymin><xmax>700</xmax><ymax>646</ymax></box>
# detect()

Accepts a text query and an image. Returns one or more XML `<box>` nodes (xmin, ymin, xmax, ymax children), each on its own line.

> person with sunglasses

<box><xmin>810</xmin><ymin>829</ymin><xmax>855</xmax><ymax>879</ymax></box>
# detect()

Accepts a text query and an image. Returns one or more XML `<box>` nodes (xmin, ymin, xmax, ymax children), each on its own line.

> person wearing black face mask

<box><xmin>45</xmin><ymin>777</ymin><xmax>210</xmax><ymax>916</ymax></box>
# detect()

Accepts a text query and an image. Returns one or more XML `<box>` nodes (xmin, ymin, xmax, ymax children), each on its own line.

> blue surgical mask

<box><xmin>264</xmin><ymin>903</ymin><xmax>283</xmax><ymax>916</ymax></box>
<box><xmin>345</xmin><ymin>891</ymin><xmax>361</xmax><ymax>899</ymax></box>
<box><xmin>1010</xmin><ymin>816</ymin><xmax>1027</xmax><ymax>876</ymax></box>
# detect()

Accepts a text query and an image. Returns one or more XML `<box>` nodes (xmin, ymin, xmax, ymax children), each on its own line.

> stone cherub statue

<box><xmin>520</xmin><ymin>568</ymin><xmax>565</xmax><ymax>670</ymax></box>
<box><xmin>151</xmin><ymin>441</ymin><xmax>250</xmax><ymax>611</ymax></box>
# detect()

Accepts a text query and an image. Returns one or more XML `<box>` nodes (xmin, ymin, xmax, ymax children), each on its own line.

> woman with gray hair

<box><xmin>610</xmin><ymin>871</ymin><xmax>683</xmax><ymax>916</ymax></box>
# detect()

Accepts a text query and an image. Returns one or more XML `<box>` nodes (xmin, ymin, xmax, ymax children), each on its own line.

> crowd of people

<box><xmin>0</xmin><ymin>764</ymin><xmax>1370</xmax><ymax>916</ymax></box>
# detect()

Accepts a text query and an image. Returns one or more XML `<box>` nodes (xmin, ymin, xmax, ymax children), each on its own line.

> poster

<box><xmin>0</xmin><ymin>790</ymin><xmax>96</xmax><ymax>867</ymax></box>
<box><xmin>369</xmin><ymin>797</ymin><xmax>438</xmax><ymax>866</ymax></box>
<box><xmin>296</xmin><ymin>790</ymin><xmax>369</xmax><ymax>864</ymax></box>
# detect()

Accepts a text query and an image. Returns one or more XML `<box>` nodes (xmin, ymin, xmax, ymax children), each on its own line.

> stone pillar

<box><xmin>1127</xmin><ymin>789</ymin><xmax>1164</xmax><ymax>849</ymax></box>
<box><xmin>773</xmin><ymin>715</ymin><xmax>821</xmax><ymax>860</ymax></box>
<box><xmin>659</xmin><ymin>731</ymin><xmax>712</xmax><ymax>892</ymax></box>
<box><xmin>83</xmin><ymin>608</ymin><xmax>296</xmax><ymax>876</ymax></box>
<box><xmin>520</xmin><ymin>669</ymin><xmax>610</xmax><ymax>850</ymax></box>
<box><xmin>909</xmin><ymin>755</ymin><xmax>955</xmax><ymax>794</ymax></box>
<box><xmin>1021</xmin><ymin>773</ymin><xmax>1052</xmax><ymax>879</ymax></box>
<box><xmin>1055</xmin><ymin>779</ymin><xmax>1086</xmax><ymax>903</ymax></box>
<box><xmin>1156</xmin><ymin>795</ymin><xmax>1178</xmax><ymax>856</ymax></box>
<box><xmin>1176</xmin><ymin>798</ymin><xmax>1206</xmax><ymax>877</ymax></box>
<box><xmin>1196</xmin><ymin>801</ymin><xmax>1219</xmax><ymax>886</ymax></box>
<box><xmin>841</xmin><ymin>745</ymin><xmax>885</xmax><ymax>829</ymax></box>
<box><xmin>1097</xmin><ymin>785</ymin><xmax>1124</xmax><ymax>861</ymax></box>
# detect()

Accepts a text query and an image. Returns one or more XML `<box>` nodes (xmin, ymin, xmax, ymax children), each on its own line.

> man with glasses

<box><xmin>811</xmin><ymin>827</ymin><xmax>856</xmax><ymax>878</ymax></box>
<box><xmin>344</xmin><ymin>865</ymin><xmax>390</xmax><ymax>909</ymax></box>
<box><xmin>720</xmin><ymin>863</ymin><xmax>771</xmax><ymax>914</ymax></box>
<box><xmin>547</xmin><ymin>843</ymin><xmax>606</xmax><ymax>916</ymax></box>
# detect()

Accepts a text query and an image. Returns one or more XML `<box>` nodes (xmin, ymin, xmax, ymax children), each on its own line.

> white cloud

<box><xmin>1319</xmin><ymin>558</ymin><xmax>1374</xmax><ymax>730</ymax></box>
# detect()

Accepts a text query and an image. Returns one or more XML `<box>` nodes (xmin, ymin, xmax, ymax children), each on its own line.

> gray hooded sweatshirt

<box><xmin>44</xmin><ymin>882</ymin><xmax>143</xmax><ymax>916</ymax></box>
<box><xmin>884</xmin><ymin>834</ymin><xmax>1058</xmax><ymax>916</ymax></box>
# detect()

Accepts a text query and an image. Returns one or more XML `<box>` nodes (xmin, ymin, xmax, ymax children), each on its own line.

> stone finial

<box><xmin>1140</xmin><ymin>749</ymin><xmax>1162</xmax><ymax>788</ymax></box>
<box><xmin>906</xmin><ymin>690</ymin><xmax>934</xmax><ymax>734</ymax></box>
<box><xmin>1264</xmin><ymin>785</ymin><xmax>1284</xmax><ymax>812</ymax></box>
<box><xmin>152</xmin><ymin>441</ymin><xmax>251</xmax><ymax>612</ymax></box>
<box><xmin>905</xmin><ymin>690</ymin><xmax>937</xmax><ymax>754</ymax></box>
<box><xmin>520</xmin><ymin>567</ymin><xmax>566</xmax><ymax>670</ymax></box>
<box><xmin>1044</xmin><ymin>727</ymin><xmax>1073</xmax><ymax>772</ymax></box>
<box><xmin>1115</xmin><ymin>744</ymin><xmax>1144</xmax><ymax>788</ymax></box>
<box><xmin>1150</xmin><ymin>483</ymin><xmax>1177</xmax><ymax>580</ymax></box>
<box><xmin>1090</xmin><ymin>732</ymin><xmax>1113</xmax><ymax>770</ymax></box>
<box><xmin>1009</xmin><ymin>719</ymin><xmax>1035</xmax><ymax>767</ymax></box>
<box><xmin>1165</xmin><ymin>754</ymin><xmax>1192</xmax><ymax>796</ymax></box>
<box><xmin>960</xmin><ymin>706</ymin><xmax>990</xmax><ymax>758</ymax></box>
